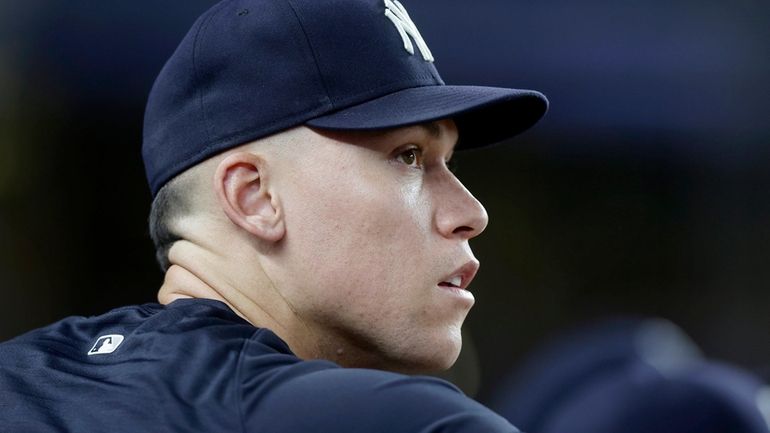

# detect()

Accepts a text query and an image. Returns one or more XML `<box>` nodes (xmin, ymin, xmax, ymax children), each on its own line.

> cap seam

<box><xmin>284</xmin><ymin>0</ymin><xmax>333</xmax><ymax>109</ymax></box>
<box><xmin>192</xmin><ymin>0</ymin><xmax>232</xmax><ymax>145</ymax></box>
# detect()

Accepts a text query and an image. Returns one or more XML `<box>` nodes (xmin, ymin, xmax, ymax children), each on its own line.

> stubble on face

<box><xmin>264</xmin><ymin>122</ymin><xmax>484</xmax><ymax>373</ymax></box>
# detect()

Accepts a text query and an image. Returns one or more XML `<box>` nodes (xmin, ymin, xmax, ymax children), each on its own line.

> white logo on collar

<box><xmin>87</xmin><ymin>334</ymin><xmax>125</xmax><ymax>355</ymax></box>
<box><xmin>384</xmin><ymin>0</ymin><xmax>434</xmax><ymax>62</ymax></box>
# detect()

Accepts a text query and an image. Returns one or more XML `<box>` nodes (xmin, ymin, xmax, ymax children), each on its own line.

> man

<box><xmin>0</xmin><ymin>0</ymin><xmax>547</xmax><ymax>431</ymax></box>
<box><xmin>488</xmin><ymin>318</ymin><xmax>770</xmax><ymax>433</ymax></box>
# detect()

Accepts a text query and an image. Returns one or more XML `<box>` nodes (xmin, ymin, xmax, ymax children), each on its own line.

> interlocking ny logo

<box><xmin>87</xmin><ymin>334</ymin><xmax>125</xmax><ymax>355</ymax></box>
<box><xmin>384</xmin><ymin>0</ymin><xmax>434</xmax><ymax>62</ymax></box>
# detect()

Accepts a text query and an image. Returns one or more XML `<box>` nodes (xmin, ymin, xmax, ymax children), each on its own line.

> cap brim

<box><xmin>305</xmin><ymin>85</ymin><xmax>548</xmax><ymax>149</ymax></box>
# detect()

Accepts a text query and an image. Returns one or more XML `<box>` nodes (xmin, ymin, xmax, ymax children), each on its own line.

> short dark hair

<box><xmin>148</xmin><ymin>179</ymin><xmax>186</xmax><ymax>272</ymax></box>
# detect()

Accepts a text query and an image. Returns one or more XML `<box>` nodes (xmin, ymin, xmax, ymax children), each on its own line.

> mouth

<box><xmin>438</xmin><ymin>260</ymin><xmax>480</xmax><ymax>291</ymax></box>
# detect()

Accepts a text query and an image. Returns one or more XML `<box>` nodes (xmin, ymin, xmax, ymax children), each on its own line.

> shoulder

<box><xmin>239</xmin><ymin>357</ymin><xmax>518</xmax><ymax>433</ymax></box>
<box><xmin>2</xmin><ymin>299</ymin><xmax>254</xmax><ymax>360</ymax></box>
<box><xmin>0</xmin><ymin>299</ymin><xmax>258</xmax><ymax>432</ymax></box>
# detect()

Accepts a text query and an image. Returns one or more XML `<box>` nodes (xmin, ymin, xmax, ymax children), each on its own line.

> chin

<box><xmin>396</xmin><ymin>338</ymin><xmax>463</xmax><ymax>374</ymax></box>
<box><xmin>431</xmin><ymin>346</ymin><xmax>463</xmax><ymax>372</ymax></box>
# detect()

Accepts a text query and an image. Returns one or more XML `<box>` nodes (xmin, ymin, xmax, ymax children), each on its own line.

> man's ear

<box><xmin>213</xmin><ymin>152</ymin><xmax>285</xmax><ymax>243</ymax></box>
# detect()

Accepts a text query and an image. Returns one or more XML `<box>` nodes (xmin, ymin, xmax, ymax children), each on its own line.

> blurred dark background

<box><xmin>1</xmin><ymin>0</ymin><xmax>769</xmax><ymax>401</ymax></box>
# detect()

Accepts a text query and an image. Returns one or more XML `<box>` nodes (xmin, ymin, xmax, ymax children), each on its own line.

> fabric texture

<box><xmin>0</xmin><ymin>299</ymin><xmax>518</xmax><ymax>433</ymax></box>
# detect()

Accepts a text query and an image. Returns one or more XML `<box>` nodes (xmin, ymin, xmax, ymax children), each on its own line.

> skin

<box><xmin>158</xmin><ymin>119</ymin><xmax>488</xmax><ymax>373</ymax></box>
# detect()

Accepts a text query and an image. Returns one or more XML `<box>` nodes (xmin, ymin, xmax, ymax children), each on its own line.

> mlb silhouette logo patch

<box><xmin>87</xmin><ymin>334</ymin><xmax>125</xmax><ymax>355</ymax></box>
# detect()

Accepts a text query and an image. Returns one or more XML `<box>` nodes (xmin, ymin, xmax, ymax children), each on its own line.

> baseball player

<box><xmin>0</xmin><ymin>0</ymin><xmax>547</xmax><ymax>431</ymax></box>
<box><xmin>489</xmin><ymin>318</ymin><xmax>770</xmax><ymax>433</ymax></box>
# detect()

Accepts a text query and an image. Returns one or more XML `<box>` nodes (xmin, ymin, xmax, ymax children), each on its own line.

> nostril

<box><xmin>452</xmin><ymin>225</ymin><xmax>474</xmax><ymax>235</ymax></box>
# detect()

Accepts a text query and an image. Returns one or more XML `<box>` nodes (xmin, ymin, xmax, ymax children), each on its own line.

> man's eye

<box><xmin>398</xmin><ymin>148</ymin><xmax>423</xmax><ymax>167</ymax></box>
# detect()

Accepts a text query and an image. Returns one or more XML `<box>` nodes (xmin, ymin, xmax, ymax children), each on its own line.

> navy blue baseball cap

<box><xmin>142</xmin><ymin>0</ymin><xmax>548</xmax><ymax>196</ymax></box>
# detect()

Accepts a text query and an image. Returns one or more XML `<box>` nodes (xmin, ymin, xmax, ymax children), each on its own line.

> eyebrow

<box><xmin>419</xmin><ymin>121</ymin><xmax>441</xmax><ymax>138</ymax></box>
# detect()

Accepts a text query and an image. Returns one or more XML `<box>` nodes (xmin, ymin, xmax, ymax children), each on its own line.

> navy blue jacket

<box><xmin>0</xmin><ymin>299</ymin><xmax>518</xmax><ymax>432</ymax></box>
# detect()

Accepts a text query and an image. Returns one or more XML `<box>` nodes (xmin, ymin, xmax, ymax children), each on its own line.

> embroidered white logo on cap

<box><xmin>87</xmin><ymin>334</ymin><xmax>125</xmax><ymax>355</ymax></box>
<box><xmin>384</xmin><ymin>0</ymin><xmax>434</xmax><ymax>62</ymax></box>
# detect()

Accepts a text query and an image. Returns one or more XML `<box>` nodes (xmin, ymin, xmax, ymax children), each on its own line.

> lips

<box><xmin>442</xmin><ymin>275</ymin><xmax>462</xmax><ymax>287</ymax></box>
<box><xmin>438</xmin><ymin>260</ymin><xmax>479</xmax><ymax>291</ymax></box>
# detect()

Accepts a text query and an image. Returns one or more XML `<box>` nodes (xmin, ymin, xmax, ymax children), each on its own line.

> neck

<box><xmin>158</xmin><ymin>241</ymin><xmax>322</xmax><ymax>360</ymax></box>
<box><xmin>158</xmin><ymin>264</ymin><xmax>241</xmax><ymax>314</ymax></box>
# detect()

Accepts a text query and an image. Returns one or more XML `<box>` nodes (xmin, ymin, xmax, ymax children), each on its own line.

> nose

<box><xmin>434</xmin><ymin>173</ymin><xmax>489</xmax><ymax>240</ymax></box>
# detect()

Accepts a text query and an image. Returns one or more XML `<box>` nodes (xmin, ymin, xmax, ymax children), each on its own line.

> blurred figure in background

<box><xmin>489</xmin><ymin>317</ymin><xmax>770</xmax><ymax>433</ymax></box>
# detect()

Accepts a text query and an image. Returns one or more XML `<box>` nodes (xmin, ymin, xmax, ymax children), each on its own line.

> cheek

<box><xmin>320</xmin><ymin>195</ymin><xmax>420</xmax><ymax>285</ymax></box>
<box><xmin>282</xmin><ymin>166</ymin><xmax>432</xmax><ymax>305</ymax></box>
